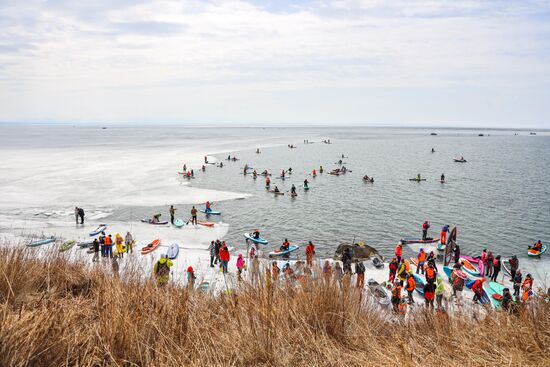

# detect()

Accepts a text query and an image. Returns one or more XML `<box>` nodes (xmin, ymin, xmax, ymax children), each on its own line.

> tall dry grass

<box><xmin>1</xmin><ymin>246</ymin><xmax>549</xmax><ymax>366</ymax></box>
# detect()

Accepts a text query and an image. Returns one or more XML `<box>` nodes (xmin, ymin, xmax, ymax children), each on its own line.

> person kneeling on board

<box><xmin>280</xmin><ymin>239</ymin><xmax>290</xmax><ymax>252</ymax></box>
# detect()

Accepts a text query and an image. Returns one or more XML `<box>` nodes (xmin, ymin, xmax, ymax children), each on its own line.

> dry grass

<box><xmin>1</xmin><ymin>247</ymin><xmax>549</xmax><ymax>367</ymax></box>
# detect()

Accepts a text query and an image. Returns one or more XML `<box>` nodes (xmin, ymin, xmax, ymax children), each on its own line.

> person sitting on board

<box><xmin>532</xmin><ymin>240</ymin><xmax>543</xmax><ymax>252</ymax></box>
<box><xmin>262</xmin><ymin>170</ymin><xmax>268</xmax><ymax>175</ymax></box>
<box><xmin>471</xmin><ymin>278</ymin><xmax>486</xmax><ymax>304</ymax></box>
<box><xmin>280</xmin><ymin>239</ymin><xmax>290</xmax><ymax>252</ymax></box>
<box><xmin>273</xmin><ymin>186</ymin><xmax>280</xmax><ymax>193</ymax></box>
<box><xmin>422</xmin><ymin>220</ymin><xmax>430</xmax><ymax>240</ymax></box>
<box><xmin>291</xmin><ymin>185</ymin><xmax>297</xmax><ymax>195</ymax></box>
<box><xmin>440</xmin><ymin>173</ymin><xmax>445</xmax><ymax>182</ymax></box>
<box><xmin>416</xmin><ymin>248</ymin><xmax>427</xmax><ymax>274</ymax></box>
<box><xmin>303</xmin><ymin>179</ymin><xmax>309</xmax><ymax>189</ymax></box>
<box><xmin>253</xmin><ymin>230</ymin><xmax>260</xmax><ymax>239</ymax></box>
<box><xmin>152</xmin><ymin>214</ymin><xmax>161</xmax><ymax>223</ymax></box>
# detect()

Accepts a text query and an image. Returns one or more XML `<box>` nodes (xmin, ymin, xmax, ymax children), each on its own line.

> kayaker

<box><xmin>532</xmin><ymin>240</ymin><xmax>543</xmax><ymax>252</ymax></box>
<box><xmin>153</xmin><ymin>255</ymin><xmax>173</xmax><ymax>286</ymax></box>
<box><xmin>280</xmin><ymin>239</ymin><xmax>290</xmax><ymax>252</ymax></box>
<box><xmin>273</xmin><ymin>186</ymin><xmax>280</xmax><ymax>193</ymax></box>
<box><xmin>406</xmin><ymin>272</ymin><xmax>416</xmax><ymax>304</ymax></box>
<box><xmin>425</xmin><ymin>262</ymin><xmax>437</xmax><ymax>284</ymax></box>
<box><xmin>509</xmin><ymin>255</ymin><xmax>519</xmax><ymax>280</ymax></box>
<box><xmin>424</xmin><ymin>281</ymin><xmax>436</xmax><ymax>309</ymax></box>
<box><xmin>416</xmin><ymin>248</ymin><xmax>427</xmax><ymax>274</ymax></box>
<box><xmin>219</xmin><ymin>243</ymin><xmax>230</xmax><ymax>274</ymax></box>
<box><xmin>262</xmin><ymin>170</ymin><xmax>268</xmax><ymax>175</ymax></box>
<box><xmin>355</xmin><ymin>260</ymin><xmax>365</xmax><ymax>288</ymax></box>
<box><xmin>187</xmin><ymin>266</ymin><xmax>196</xmax><ymax>289</ymax></box>
<box><xmin>471</xmin><ymin>278</ymin><xmax>486</xmax><ymax>304</ymax></box>
<box><xmin>208</xmin><ymin>241</ymin><xmax>216</xmax><ymax>267</ymax></box>
<box><xmin>513</xmin><ymin>270</ymin><xmax>522</xmax><ymax>298</ymax></box>
<box><xmin>303</xmin><ymin>179</ymin><xmax>309</xmax><ymax>189</ymax></box>
<box><xmin>389</xmin><ymin>258</ymin><xmax>398</xmax><ymax>283</ymax></box>
<box><xmin>395</xmin><ymin>243</ymin><xmax>403</xmax><ymax>263</ymax></box>
<box><xmin>190</xmin><ymin>206</ymin><xmax>198</xmax><ymax>225</ymax></box>
<box><xmin>169</xmin><ymin>205</ymin><xmax>176</xmax><ymax>224</ymax></box>
<box><xmin>291</xmin><ymin>185</ymin><xmax>297</xmax><ymax>195</ymax></box>
<box><xmin>435</xmin><ymin>276</ymin><xmax>445</xmax><ymax>309</ymax></box>
<box><xmin>521</xmin><ymin>274</ymin><xmax>533</xmax><ymax>301</ymax></box>
<box><xmin>491</xmin><ymin>255</ymin><xmax>501</xmax><ymax>282</ymax></box>
<box><xmin>236</xmin><ymin>254</ymin><xmax>245</xmax><ymax>280</ymax></box>
<box><xmin>440</xmin><ymin>173</ymin><xmax>445</xmax><ymax>182</ymax></box>
<box><xmin>440</xmin><ymin>225</ymin><xmax>449</xmax><ymax>244</ymax></box>
<box><xmin>305</xmin><ymin>241</ymin><xmax>315</xmax><ymax>267</ymax></box>
<box><xmin>391</xmin><ymin>280</ymin><xmax>402</xmax><ymax>312</ymax></box>
<box><xmin>422</xmin><ymin>220</ymin><xmax>430</xmax><ymax>240</ymax></box>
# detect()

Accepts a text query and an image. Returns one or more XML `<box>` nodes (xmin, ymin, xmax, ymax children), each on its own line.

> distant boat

<box><xmin>102</xmin><ymin>127</ymin><xmax>107</xmax><ymax>130</ymax></box>
<box><xmin>530</xmin><ymin>132</ymin><xmax>536</xmax><ymax>135</ymax></box>
<box><xmin>478</xmin><ymin>133</ymin><xmax>484</xmax><ymax>137</ymax></box>
<box><xmin>430</xmin><ymin>133</ymin><xmax>437</xmax><ymax>136</ymax></box>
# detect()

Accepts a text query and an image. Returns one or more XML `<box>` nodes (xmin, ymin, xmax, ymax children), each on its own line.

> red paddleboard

<box><xmin>141</xmin><ymin>239</ymin><xmax>161</xmax><ymax>255</ymax></box>
<box><xmin>197</xmin><ymin>221</ymin><xmax>215</xmax><ymax>227</ymax></box>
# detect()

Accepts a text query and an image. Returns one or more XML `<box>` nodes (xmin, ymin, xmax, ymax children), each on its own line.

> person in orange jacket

<box><xmin>406</xmin><ymin>272</ymin><xmax>416</xmax><ymax>304</ymax></box>
<box><xmin>305</xmin><ymin>241</ymin><xmax>315</xmax><ymax>267</ymax></box>
<box><xmin>395</xmin><ymin>243</ymin><xmax>403</xmax><ymax>263</ymax></box>
<box><xmin>522</xmin><ymin>274</ymin><xmax>534</xmax><ymax>301</ymax></box>
<box><xmin>391</xmin><ymin>280</ymin><xmax>402</xmax><ymax>312</ymax></box>
<box><xmin>425</xmin><ymin>262</ymin><xmax>437</xmax><ymax>284</ymax></box>
<box><xmin>416</xmin><ymin>248</ymin><xmax>427</xmax><ymax>274</ymax></box>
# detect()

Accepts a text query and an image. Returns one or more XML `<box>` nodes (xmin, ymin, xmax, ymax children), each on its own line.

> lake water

<box><xmin>1</xmin><ymin>124</ymin><xmax>549</xmax><ymax>265</ymax></box>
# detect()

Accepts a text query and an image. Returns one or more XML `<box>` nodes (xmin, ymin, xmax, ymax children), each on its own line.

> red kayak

<box><xmin>141</xmin><ymin>239</ymin><xmax>161</xmax><ymax>255</ymax></box>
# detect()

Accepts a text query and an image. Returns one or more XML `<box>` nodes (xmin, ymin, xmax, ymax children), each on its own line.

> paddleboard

<box><xmin>197</xmin><ymin>221</ymin><xmax>215</xmax><ymax>227</ymax></box>
<box><xmin>141</xmin><ymin>219</ymin><xmax>169</xmax><ymax>225</ymax></box>
<box><xmin>89</xmin><ymin>225</ymin><xmax>107</xmax><ymax>237</ymax></box>
<box><xmin>400</xmin><ymin>237</ymin><xmax>439</xmax><ymax>244</ymax></box>
<box><xmin>484</xmin><ymin>285</ymin><xmax>502</xmax><ymax>310</ymax></box>
<box><xmin>269</xmin><ymin>245</ymin><xmax>299</xmax><ymax>257</ymax></box>
<box><xmin>409</xmin><ymin>178</ymin><xmax>427</xmax><ymax>182</ymax></box>
<box><xmin>244</xmin><ymin>233</ymin><xmax>268</xmax><ymax>245</ymax></box>
<box><xmin>174</xmin><ymin>218</ymin><xmax>185</xmax><ymax>228</ymax></box>
<box><xmin>59</xmin><ymin>240</ymin><xmax>76</xmax><ymax>252</ymax></box>
<box><xmin>454</xmin><ymin>159</ymin><xmax>467</xmax><ymax>163</ymax></box>
<box><xmin>28</xmin><ymin>237</ymin><xmax>55</xmax><ymax>247</ymax></box>
<box><xmin>270</xmin><ymin>191</ymin><xmax>284</xmax><ymax>195</ymax></box>
<box><xmin>413</xmin><ymin>274</ymin><xmax>425</xmax><ymax>295</ymax></box>
<box><xmin>77</xmin><ymin>240</ymin><xmax>94</xmax><ymax>248</ymax></box>
<box><xmin>489</xmin><ymin>281</ymin><xmax>515</xmax><ymax>302</ymax></box>
<box><xmin>141</xmin><ymin>239</ymin><xmax>161</xmax><ymax>255</ymax></box>
<box><xmin>167</xmin><ymin>243</ymin><xmax>179</xmax><ymax>259</ymax></box>
<box><xmin>200</xmin><ymin>209</ymin><xmax>222</xmax><ymax>215</ymax></box>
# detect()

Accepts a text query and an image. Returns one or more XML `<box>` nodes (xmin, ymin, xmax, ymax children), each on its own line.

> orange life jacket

<box><xmin>426</xmin><ymin>267</ymin><xmax>435</xmax><ymax>280</ymax></box>
<box><xmin>407</xmin><ymin>277</ymin><xmax>416</xmax><ymax>291</ymax></box>
<box><xmin>418</xmin><ymin>251</ymin><xmax>427</xmax><ymax>262</ymax></box>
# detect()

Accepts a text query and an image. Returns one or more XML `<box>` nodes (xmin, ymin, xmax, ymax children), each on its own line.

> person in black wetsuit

<box><xmin>291</xmin><ymin>185</ymin><xmax>297</xmax><ymax>195</ymax></box>
<box><xmin>441</xmin><ymin>173</ymin><xmax>445</xmax><ymax>182</ymax></box>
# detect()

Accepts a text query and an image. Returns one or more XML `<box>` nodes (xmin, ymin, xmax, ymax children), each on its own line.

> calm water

<box><xmin>1</xmin><ymin>124</ymin><xmax>549</xmax><ymax>261</ymax></box>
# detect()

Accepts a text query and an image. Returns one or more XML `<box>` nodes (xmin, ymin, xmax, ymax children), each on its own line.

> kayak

<box><xmin>28</xmin><ymin>237</ymin><xmax>55</xmax><ymax>247</ymax></box>
<box><xmin>489</xmin><ymin>281</ymin><xmax>515</xmax><ymax>301</ymax></box>
<box><xmin>527</xmin><ymin>245</ymin><xmax>547</xmax><ymax>257</ymax></box>
<box><xmin>484</xmin><ymin>285</ymin><xmax>502</xmax><ymax>310</ymax></box>
<box><xmin>89</xmin><ymin>225</ymin><xmax>107</xmax><ymax>237</ymax></box>
<box><xmin>244</xmin><ymin>233</ymin><xmax>268</xmax><ymax>245</ymax></box>
<box><xmin>461</xmin><ymin>255</ymin><xmax>484</xmax><ymax>275</ymax></box>
<box><xmin>166</xmin><ymin>243</ymin><xmax>179</xmax><ymax>259</ymax></box>
<box><xmin>200</xmin><ymin>209</ymin><xmax>222</xmax><ymax>215</ymax></box>
<box><xmin>197</xmin><ymin>220</ymin><xmax>215</xmax><ymax>227</ymax></box>
<box><xmin>413</xmin><ymin>274</ymin><xmax>425</xmax><ymax>295</ymax></box>
<box><xmin>502</xmin><ymin>260</ymin><xmax>512</xmax><ymax>277</ymax></box>
<box><xmin>409</xmin><ymin>257</ymin><xmax>419</xmax><ymax>267</ymax></box>
<box><xmin>141</xmin><ymin>219</ymin><xmax>169</xmax><ymax>225</ymax></box>
<box><xmin>367</xmin><ymin>279</ymin><xmax>390</xmax><ymax>306</ymax></box>
<box><xmin>454</xmin><ymin>159</ymin><xmax>467</xmax><ymax>163</ymax></box>
<box><xmin>409</xmin><ymin>178</ymin><xmax>426</xmax><ymax>182</ymax></box>
<box><xmin>400</xmin><ymin>237</ymin><xmax>439</xmax><ymax>244</ymax></box>
<box><xmin>141</xmin><ymin>239</ymin><xmax>161</xmax><ymax>255</ymax></box>
<box><xmin>77</xmin><ymin>240</ymin><xmax>94</xmax><ymax>248</ymax></box>
<box><xmin>174</xmin><ymin>218</ymin><xmax>185</xmax><ymax>228</ymax></box>
<box><xmin>59</xmin><ymin>240</ymin><xmax>76</xmax><ymax>252</ymax></box>
<box><xmin>459</xmin><ymin>258</ymin><xmax>481</xmax><ymax>277</ymax></box>
<box><xmin>269</xmin><ymin>245</ymin><xmax>299</xmax><ymax>257</ymax></box>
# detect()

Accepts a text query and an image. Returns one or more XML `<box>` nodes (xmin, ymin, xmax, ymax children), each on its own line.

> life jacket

<box><xmin>418</xmin><ymin>251</ymin><xmax>427</xmax><ymax>262</ymax></box>
<box><xmin>407</xmin><ymin>277</ymin><xmax>416</xmax><ymax>291</ymax></box>
<box><xmin>104</xmin><ymin>236</ymin><xmax>112</xmax><ymax>245</ymax></box>
<box><xmin>425</xmin><ymin>267</ymin><xmax>435</xmax><ymax>280</ymax></box>
<box><xmin>395</xmin><ymin>245</ymin><xmax>402</xmax><ymax>257</ymax></box>
<box><xmin>392</xmin><ymin>285</ymin><xmax>402</xmax><ymax>299</ymax></box>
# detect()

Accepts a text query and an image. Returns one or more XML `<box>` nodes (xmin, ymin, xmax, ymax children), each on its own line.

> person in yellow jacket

<box><xmin>115</xmin><ymin>233</ymin><xmax>125</xmax><ymax>258</ymax></box>
<box><xmin>153</xmin><ymin>255</ymin><xmax>174</xmax><ymax>286</ymax></box>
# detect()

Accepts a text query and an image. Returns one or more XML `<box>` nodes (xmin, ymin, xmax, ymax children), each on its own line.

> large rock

<box><xmin>333</xmin><ymin>242</ymin><xmax>381</xmax><ymax>261</ymax></box>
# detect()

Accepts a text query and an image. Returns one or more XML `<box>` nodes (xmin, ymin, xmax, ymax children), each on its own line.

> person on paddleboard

<box><xmin>291</xmin><ymin>184</ymin><xmax>297</xmax><ymax>195</ymax></box>
<box><xmin>422</xmin><ymin>220</ymin><xmax>430</xmax><ymax>240</ymax></box>
<box><xmin>281</xmin><ymin>169</ymin><xmax>285</xmax><ymax>178</ymax></box>
<box><xmin>266</xmin><ymin>177</ymin><xmax>271</xmax><ymax>187</ymax></box>
<box><xmin>441</xmin><ymin>173</ymin><xmax>445</xmax><ymax>182</ymax></box>
<box><xmin>280</xmin><ymin>239</ymin><xmax>290</xmax><ymax>252</ymax></box>
<box><xmin>273</xmin><ymin>186</ymin><xmax>280</xmax><ymax>193</ymax></box>
<box><xmin>319</xmin><ymin>165</ymin><xmax>324</xmax><ymax>173</ymax></box>
<box><xmin>312</xmin><ymin>169</ymin><xmax>317</xmax><ymax>176</ymax></box>
<box><xmin>532</xmin><ymin>240</ymin><xmax>543</xmax><ymax>252</ymax></box>
<box><xmin>431</xmin><ymin>148</ymin><xmax>435</xmax><ymax>153</ymax></box>
<box><xmin>303</xmin><ymin>179</ymin><xmax>309</xmax><ymax>189</ymax></box>
<box><xmin>169</xmin><ymin>205</ymin><xmax>176</xmax><ymax>224</ymax></box>
<box><xmin>253</xmin><ymin>230</ymin><xmax>260</xmax><ymax>239</ymax></box>
<box><xmin>190</xmin><ymin>206</ymin><xmax>198</xmax><ymax>225</ymax></box>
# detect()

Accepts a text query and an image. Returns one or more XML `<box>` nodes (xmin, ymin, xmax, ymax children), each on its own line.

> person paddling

<box><xmin>266</xmin><ymin>177</ymin><xmax>271</xmax><ymax>188</ymax></box>
<box><xmin>291</xmin><ymin>184</ymin><xmax>297</xmax><ymax>196</ymax></box>
<box><xmin>440</xmin><ymin>173</ymin><xmax>445</xmax><ymax>182</ymax></box>
<box><xmin>273</xmin><ymin>186</ymin><xmax>280</xmax><ymax>193</ymax></box>
<box><xmin>422</xmin><ymin>220</ymin><xmax>430</xmax><ymax>240</ymax></box>
<box><xmin>303</xmin><ymin>179</ymin><xmax>309</xmax><ymax>189</ymax></box>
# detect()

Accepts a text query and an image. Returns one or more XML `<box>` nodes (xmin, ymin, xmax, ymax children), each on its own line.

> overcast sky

<box><xmin>1</xmin><ymin>0</ymin><xmax>549</xmax><ymax>127</ymax></box>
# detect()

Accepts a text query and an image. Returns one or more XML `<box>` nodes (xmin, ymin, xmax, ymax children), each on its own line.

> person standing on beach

<box><xmin>74</xmin><ymin>207</ymin><xmax>79</xmax><ymax>224</ymax></box>
<box><xmin>236</xmin><ymin>254</ymin><xmax>245</xmax><ymax>280</ymax></box>
<box><xmin>169</xmin><ymin>205</ymin><xmax>176</xmax><ymax>224</ymax></box>
<box><xmin>513</xmin><ymin>270</ymin><xmax>522</xmax><ymax>299</ymax></box>
<box><xmin>305</xmin><ymin>241</ymin><xmax>315</xmax><ymax>267</ymax></box>
<box><xmin>208</xmin><ymin>241</ymin><xmax>216</xmax><ymax>267</ymax></box>
<box><xmin>391</xmin><ymin>280</ymin><xmax>402</xmax><ymax>312</ymax></box>
<box><xmin>214</xmin><ymin>240</ymin><xmax>222</xmax><ymax>265</ymax></box>
<box><xmin>425</xmin><ymin>262</ymin><xmax>437</xmax><ymax>284</ymax></box>
<box><xmin>92</xmin><ymin>238</ymin><xmax>100</xmax><ymax>262</ymax></box>
<box><xmin>422</xmin><ymin>220</ymin><xmax>430</xmax><ymax>240</ymax></box>
<box><xmin>416</xmin><ymin>248</ymin><xmax>426</xmax><ymax>274</ymax></box>
<box><xmin>124</xmin><ymin>231</ymin><xmax>133</xmax><ymax>254</ymax></box>
<box><xmin>99</xmin><ymin>232</ymin><xmax>106</xmax><ymax>257</ymax></box>
<box><xmin>272</xmin><ymin>262</ymin><xmax>281</xmax><ymax>281</ymax></box>
<box><xmin>219</xmin><ymin>243</ymin><xmax>230</xmax><ymax>274</ymax></box>
<box><xmin>485</xmin><ymin>252</ymin><xmax>494</xmax><ymax>277</ymax></box>
<box><xmin>104</xmin><ymin>234</ymin><xmax>113</xmax><ymax>258</ymax></box>
<box><xmin>187</xmin><ymin>266</ymin><xmax>196</xmax><ymax>289</ymax></box>
<box><xmin>153</xmin><ymin>255</ymin><xmax>173</xmax><ymax>286</ymax></box>
<box><xmin>509</xmin><ymin>255</ymin><xmax>519</xmax><ymax>280</ymax></box>
<box><xmin>115</xmin><ymin>233</ymin><xmax>124</xmax><ymax>258</ymax></box>
<box><xmin>424</xmin><ymin>281</ymin><xmax>436</xmax><ymax>309</ymax></box>
<box><xmin>405</xmin><ymin>273</ymin><xmax>416</xmax><ymax>304</ymax></box>
<box><xmin>491</xmin><ymin>255</ymin><xmax>501</xmax><ymax>282</ymax></box>
<box><xmin>389</xmin><ymin>258</ymin><xmax>398</xmax><ymax>283</ymax></box>
<box><xmin>435</xmin><ymin>276</ymin><xmax>445</xmax><ymax>309</ymax></box>
<box><xmin>395</xmin><ymin>243</ymin><xmax>403</xmax><ymax>263</ymax></box>
<box><xmin>453</xmin><ymin>244</ymin><xmax>461</xmax><ymax>264</ymax></box>
<box><xmin>190</xmin><ymin>206</ymin><xmax>198</xmax><ymax>225</ymax></box>
<box><xmin>333</xmin><ymin>262</ymin><xmax>344</xmax><ymax>284</ymax></box>
<box><xmin>355</xmin><ymin>260</ymin><xmax>365</xmax><ymax>289</ymax></box>
<box><xmin>322</xmin><ymin>260</ymin><xmax>332</xmax><ymax>284</ymax></box>
<box><xmin>451</xmin><ymin>266</ymin><xmax>464</xmax><ymax>304</ymax></box>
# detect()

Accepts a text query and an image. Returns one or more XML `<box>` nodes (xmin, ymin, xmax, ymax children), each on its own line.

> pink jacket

<box><xmin>236</xmin><ymin>255</ymin><xmax>245</xmax><ymax>269</ymax></box>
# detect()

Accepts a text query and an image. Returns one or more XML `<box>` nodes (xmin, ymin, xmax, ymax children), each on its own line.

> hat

<box><xmin>187</xmin><ymin>266</ymin><xmax>194</xmax><ymax>272</ymax></box>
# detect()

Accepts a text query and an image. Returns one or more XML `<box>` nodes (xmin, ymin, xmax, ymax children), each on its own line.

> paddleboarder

<box><xmin>190</xmin><ymin>206</ymin><xmax>198</xmax><ymax>225</ymax></box>
<box><xmin>169</xmin><ymin>205</ymin><xmax>176</xmax><ymax>224</ymax></box>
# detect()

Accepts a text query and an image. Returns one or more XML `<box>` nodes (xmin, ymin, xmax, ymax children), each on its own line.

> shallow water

<box><xmin>1</xmin><ymin>124</ymin><xmax>549</xmax><ymax>268</ymax></box>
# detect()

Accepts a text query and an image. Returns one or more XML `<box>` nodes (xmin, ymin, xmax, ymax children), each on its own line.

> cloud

<box><xmin>0</xmin><ymin>0</ymin><xmax>549</xmax><ymax>126</ymax></box>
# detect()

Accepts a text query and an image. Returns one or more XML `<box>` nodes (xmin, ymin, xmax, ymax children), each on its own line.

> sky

<box><xmin>0</xmin><ymin>0</ymin><xmax>550</xmax><ymax>127</ymax></box>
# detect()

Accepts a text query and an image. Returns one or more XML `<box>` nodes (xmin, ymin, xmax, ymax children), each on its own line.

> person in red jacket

<box><xmin>305</xmin><ymin>241</ymin><xmax>315</xmax><ymax>267</ymax></box>
<box><xmin>424</xmin><ymin>281</ymin><xmax>436</xmax><ymax>309</ymax></box>
<box><xmin>395</xmin><ymin>243</ymin><xmax>403</xmax><ymax>263</ymax></box>
<box><xmin>389</xmin><ymin>258</ymin><xmax>398</xmax><ymax>283</ymax></box>
<box><xmin>422</xmin><ymin>220</ymin><xmax>430</xmax><ymax>240</ymax></box>
<box><xmin>471</xmin><ymin>278</ymin><xmax>486</xmax><ymax>304</ymax></box>
<box><xmin>219</xmin><ymin>242</ymin><xmax>230</xmax><ymax>274</ymax></box>
<box><xmin>406</xmin><ymin>273</ymin><xmax>416</xmax><ymax>304</ymax></box>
